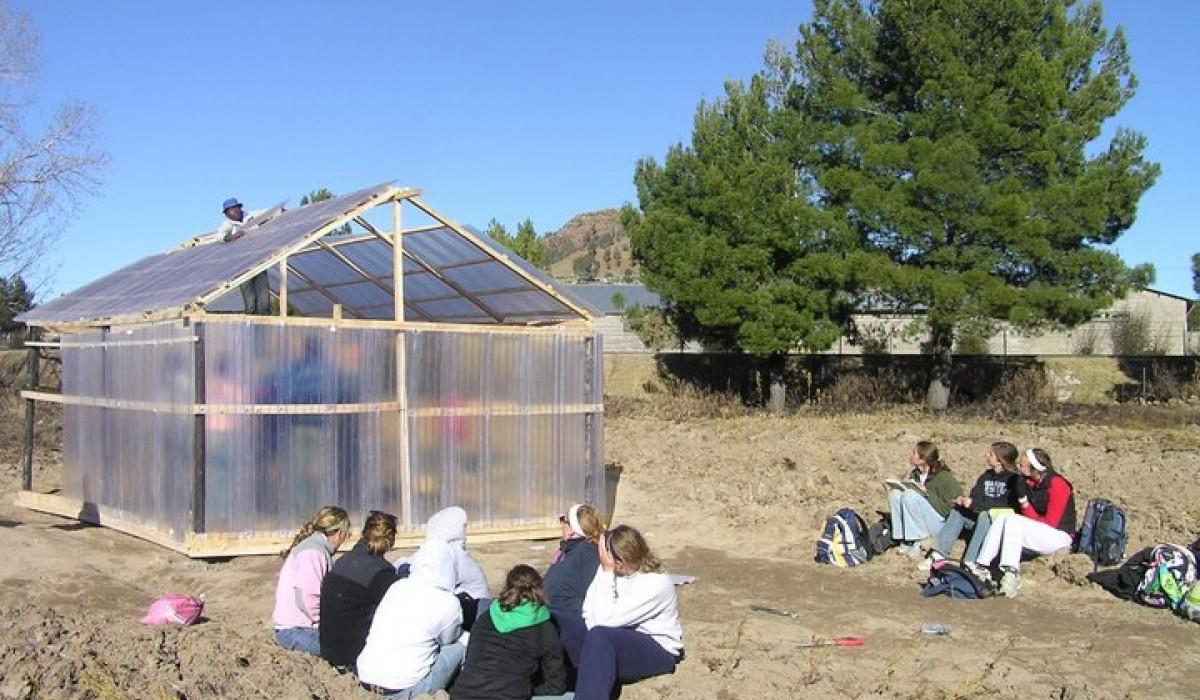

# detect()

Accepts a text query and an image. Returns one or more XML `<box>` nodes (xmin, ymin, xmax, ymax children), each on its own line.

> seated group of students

<box><xmin>271</xmin><ymin>504</ymin><xmax>683</xmax><ymax>700</ymax></box>
<box><xmin>886</xmin><ymin>440</ymin><xmax>1077</xmax><ymax>597</ymax></box>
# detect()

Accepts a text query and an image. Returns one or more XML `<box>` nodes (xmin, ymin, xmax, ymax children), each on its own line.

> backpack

<box><xmin>1136</xmin><ymin>544</ymin><xmax>1197</xmax><ymax>610</ymax></box>
<box><xmin>1075</xmin><ymin>498</ymin><xmax>1127</xmax><ymax>567</ymax></box>
<box><xmin>865</xmin><ymin>518</ymin><xmax>894</xmax><ymax>557</ymax></box>
<box><xmin>921</xmin><ymin>562</ymin><xmax>993</xmax><ymax>600</ymax></box>
<box><xmin>140</xmin><ymin>594</ymin><xmax>205</xmax><ymax>626</ymax></box>
<box><xmin>815</xmin><ymin>508</ymin><xmax>871</xmax><ymax>567</ymax></box>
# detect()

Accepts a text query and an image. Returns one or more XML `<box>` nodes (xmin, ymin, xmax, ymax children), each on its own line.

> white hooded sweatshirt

<box><xmin>582</xmin><ymin>565</ymin><xmax>683</xmax><ymax>656</ymax></box>
<box><xmin>421</xmin><ymin>506</ymin><xmax>491</xmax><ymax>599</ymax></box>
<box><xmin>357</xmin><ymin>539</ymin><xmax>463</xmax><ymax>691</ymax></box>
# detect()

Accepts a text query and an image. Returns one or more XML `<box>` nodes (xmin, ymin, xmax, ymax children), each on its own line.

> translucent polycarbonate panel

<box><xmin>404</xmin><ymin>329</ymin><xmax>604</xmax><ymax>526</ymax></box>
<box><xmin>19</xmin><ymin>184</ymin><xmax>393</xmax><ymax>324</ymax></box>
<box><xmin>202</xmin><ymin>321</ymin><xmax>399</xmax><ymax>534</ymax></box>
<box><xmin>60</xmin><ymin>321</ymin><xmax>196</xmax><ymax>542</ymax></box>
<box><xmin>288</xmin><ymin>249</ymin><xmax>365</xmax><ymax>287</ymax></box>
<box><xmin>403</xmin><ymin>227</ymin><xmax>490</xmax><ymax>268</ymax></box>
<box><xmin>440</xmin><ymin>261</ymin><xmax>529</xmax><ymax>294</ymax></box>
<box><xmin>338</xmin><ymin>238</ymin><xmax>395</xmax><ymax>278</ymax></box>
<box><xmin>414</xmin><ymin>297</ymin><xmax>491</xmax><ymax>320</ymax></box>
<box><xmin>326</xmin><ymin>281</ymin><xmax>393</xmax><ymax>310</ymax></box>
<box><xmin>287</xmin><ymin>290</ymin><xmax>336</xmax><ymax>315</ymax></box>
<box><xmin>477</xmin><ymin>290</ymin><xmax>574</xmax><ymax>318</ymax></box>
<box><xmin>403</xmin><ymin>270</ymin><xmax>458</xmax><ymax>303</ymax></box>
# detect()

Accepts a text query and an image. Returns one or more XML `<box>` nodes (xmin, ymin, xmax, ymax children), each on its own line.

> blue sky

<box><xmin>15</xmin><ymin>1</ymin><xmax>1199</xmax><ymax>300</ymax></box>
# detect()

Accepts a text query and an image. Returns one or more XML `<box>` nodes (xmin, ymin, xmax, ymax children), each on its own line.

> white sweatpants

<box><xmin>975</xmin><ymin>513</ymin><xmax>1072</xmax><ymax>571</ymax></box>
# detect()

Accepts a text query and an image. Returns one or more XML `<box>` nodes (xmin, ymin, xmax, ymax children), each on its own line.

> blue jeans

<box><xmin>933</xmin><ymin>509</ymin><xmax>994</xmax><ymax>562</ymax></box>
<box><xmin>574</xmin><ymin>627</ymin><xmax>677</xmax><ymax>700</ymax></box>
<box><xmin>888</xmin><ymin>489</ymin><xmax>946</xmax><ymax>542</ymax></box>
<box><xmin>274</xmin><ymin>626</ymin><xmax>320</xmax><ymax>656</ymax></box>
<box><xmin>380</xmin><ymin>641</ymin><xmax>465</xmax><ymax>699</ymax></box>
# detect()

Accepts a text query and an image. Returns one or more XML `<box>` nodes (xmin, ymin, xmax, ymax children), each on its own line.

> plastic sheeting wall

<box><xmin>61</xmin><ymin>322</ymin><xmax>196</xmax><ymax>541</ymax></box>
<box><xmin>405</xmin><ymin>330</ymin><xmax>604</xmax><ymax>527</ymax></box>
<box><xmin>202</xmin><ymin>322</ymin><xmax>399</xmax><ymax>534</ymax></box>
<box><xmin>202</xmin><ymin>321</ymin><xmax>602</xmax><ymax>536</ymax></box>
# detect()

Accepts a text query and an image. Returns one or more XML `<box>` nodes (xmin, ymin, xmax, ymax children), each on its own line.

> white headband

<box><xmin>1026</xmin><ymin>449</ymin><xmax>1047</xmax><ymax>472</ymax></box>
<box><xmin>567</xmin><ymin>504</ymin><xmax>585</xmax><ymax>538</ymax></box>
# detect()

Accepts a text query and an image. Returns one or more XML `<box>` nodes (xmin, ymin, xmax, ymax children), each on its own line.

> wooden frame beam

<box><xmin>16</xmin><ymin>491</ymin><xmax>561</xmax><ymax>558</ymax></box>
<box><xmin>194</xmin><ymin>187</ymin><xmax>419</xmax><ymax>310</ymax></box>
<box><xmin>409</xmin><ymin>196</ymin><xmax>594</xmax><ymax>322</ymax></box>
<box><xmin>188</xmin><ymin>312</ymin><xmax>594</xmax><ymax>337</ymax></box>
<box><xmin>353</xmin><ymin>214</ymin><xmax>507</xmax><ymax>323</ymax></box>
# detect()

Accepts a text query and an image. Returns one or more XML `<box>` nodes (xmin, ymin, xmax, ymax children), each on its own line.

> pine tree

<box><xmin>787</xmin><ymin>0</ymin><xmax>1158</xmax><ymax>408</ymax></box>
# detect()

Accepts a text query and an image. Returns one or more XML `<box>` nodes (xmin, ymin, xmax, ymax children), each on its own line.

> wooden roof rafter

<box><xmin>407</xmin><ymin>196</ymin><xmax>594</xmax><ymax>321</ymax></box>
<box><xmin>351</xmin><ymin>211</ymin><xmax>509</xmax><ymax>324</ymax></box>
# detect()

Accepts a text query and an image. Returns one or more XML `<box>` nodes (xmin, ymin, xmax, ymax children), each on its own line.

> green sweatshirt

<box><xmin>489</xmin><ymin>599</ymin><xmax>551</xmax><ymax>634</ymax></box>
<box><xmin>910</xmin><ymin>467</ymin><xmax>962</xmax><ymax>518</ymax></box>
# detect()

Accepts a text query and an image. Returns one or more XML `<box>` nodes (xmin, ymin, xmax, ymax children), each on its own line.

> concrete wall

<box><xmin>597</xmin><ymin>289</ymin><xmax>1191</xmax><ymax>357</ymax></box>
<box><xmin>603</xmin><ymin>352</ymin><xmax>1199</xmax><ymax>404</ymax></box>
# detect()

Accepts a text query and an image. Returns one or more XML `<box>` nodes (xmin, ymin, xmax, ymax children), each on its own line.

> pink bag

<box><xmin>139</xmin><ymin>594</ymin><xmax>205</xmax><ymax>626</ymax></box>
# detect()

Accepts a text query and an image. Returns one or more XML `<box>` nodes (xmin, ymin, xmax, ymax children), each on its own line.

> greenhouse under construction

<box><xmin>16</xmin><ymin>183</ymin><xmax>604</xmax><ymax>557</ymax></box>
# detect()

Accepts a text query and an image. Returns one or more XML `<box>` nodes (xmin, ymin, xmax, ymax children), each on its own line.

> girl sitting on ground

<box><xmin>925</xmin><ymin>441</ymin><xmax>1018</xmax><ymax>570</ymax></box>
<box><xmin>887</xmin><ymin>441</ymin><xmax>962</xmax><ymax>555</ymax></box>
<box><xmin>450</xmin><ymin>565</ymin><xmax>568</xmax><ymax>700</ymax></box>
<box><xmin>968</xmin><ymin>447</ymin><xmax>1077</xmax><ymax>598</ymax></box>
<box><xmin>397</xmin><ymin>506</ymin><xmax>491</xmax><ymax>626</ymax></box>
<box><xmin>272</xmin><ymin>505</ymin><xmax>351</xmax><ymax>655</ymax></box>
<box><xmin>358</xmin><ymin>539</ymin><xmax>465</xmax><ymax>698</ymax></box>
<box><xmin>544</xmin><ymin>503</ymin><xmax>606</xmax><ymax>666</ymax></box>
<box><xmin>318</xmin><ymin>510</ymin><xmax>400</xmax><ymax>670</ymax></box>
<box><xmin>576</xmin><ymin>525</ymin><xmax>683</xmax><ymax>700</ymax></box>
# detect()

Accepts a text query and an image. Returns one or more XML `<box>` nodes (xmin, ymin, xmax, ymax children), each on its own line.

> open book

<box><xmin>884</xmin><ymin>478</ymin><xmax>922</xmax><ymax>491</ymax></box>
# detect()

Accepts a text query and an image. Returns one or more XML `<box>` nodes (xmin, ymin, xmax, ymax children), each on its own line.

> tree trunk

<box><xmin>925</xmin><ymin>324</ymin><xmax>953</xmax><ymax>411</ymax></box>
<box><xmin>768</xmin><ymin>353</ymin><xmax>787</xmax><ymax>416</ymax></box>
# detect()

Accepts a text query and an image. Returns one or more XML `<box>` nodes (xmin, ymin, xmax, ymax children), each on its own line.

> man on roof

<box><xmin>218</xmin><ymin>197</ymin><xmax>271</xmax><ymax>314</ymax></box>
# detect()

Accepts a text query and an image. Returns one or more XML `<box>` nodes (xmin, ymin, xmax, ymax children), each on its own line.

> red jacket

<box><xmin>1020</xmin><ymin>471</ymin><xmax>1076</xmax><ymax>534</ymax></box>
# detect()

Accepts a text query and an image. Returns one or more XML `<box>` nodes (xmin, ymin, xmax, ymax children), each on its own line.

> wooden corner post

<box><xmin>393</xmin><ymin>196</ymin><xmax>413</xmax><ymax>529</ymax></box>
<box><xmin>191</xmin><ymin>322</ymin><xmax>207</xmax><ymax>534</ymax></box>
<box><xmin>21</xmin><ymin>343</ymin><xmax>39</xmax><ymax>491</ymax></box>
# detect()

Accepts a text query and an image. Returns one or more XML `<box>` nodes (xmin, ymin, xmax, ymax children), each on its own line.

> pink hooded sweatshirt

<box><xmin>272</xmin><ymin>532</ymin><xmax>336</xmax><ymax>629</ymax></box>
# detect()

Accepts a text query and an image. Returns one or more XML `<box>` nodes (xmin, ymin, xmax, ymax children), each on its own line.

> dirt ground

<box><xmin>2</xmin><ymin>402</ymin><xmax>1199</xmax><ymax>699</ymax></box>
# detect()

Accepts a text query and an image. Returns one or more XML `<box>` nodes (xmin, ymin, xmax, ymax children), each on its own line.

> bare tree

<box><xmin>0</xmin><ymin>1</ymin><xmax>107</xmax><ymax>288</ymax></box>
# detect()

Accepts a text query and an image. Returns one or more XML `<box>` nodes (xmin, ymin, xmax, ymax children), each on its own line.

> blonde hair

<box><xmin>281</xmin><ymin>505</ymin><xmax>349</xmax><ymax>559</ymax></box>
<box><xmin>576</xmin><ymin>505</ymin><xmax>607</xmax><ymax>544</ymax></box>
<box><xmin>607</xmin><ymin>525</ymin><xmax>663</xmax><ymax>574</ymax></box>
<box><xmin>362</xmin><ymin>510</ymin><xmax>398</xmax><ymax>556</ymax></box>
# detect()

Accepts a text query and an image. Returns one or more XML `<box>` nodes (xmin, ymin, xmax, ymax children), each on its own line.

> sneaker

<box><xmin>964</xmin><ymin>561</ymin><xmax>993</xmax><ymax>584</ymax></box>
<box><xmin>899</xmin><ymin>541</ymin><xmax>922</xmax><ymax>558</ymax></box>
<box><xmin>917</xmin><ymin>551</ymin><xmax>945</xmax><ymax>572</ymax></box>
<box><xmin>998</xmin><ymin>569</ymin><xmax>1022</xmax><ymax>598</ymax></box>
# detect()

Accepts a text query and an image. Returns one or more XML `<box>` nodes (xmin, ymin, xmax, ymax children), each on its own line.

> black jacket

<box><xmin>449</xmin><ymin>607</ymin><xmax>567</xmax><ymax>700</ymax></box>
<box><xmin>1026</xmin><ymin>469</ymin><xmax>1077</xmax><ymax>534</ymax></box>
<box><xmin>318</xmin><ymin>540</ymin><xmax>399</xmax><ymax>668</ymax></box>
<box><xmin>543</xmin><ymin>537</ymin><xmax>599</xmax><ymax>619</ymax></box>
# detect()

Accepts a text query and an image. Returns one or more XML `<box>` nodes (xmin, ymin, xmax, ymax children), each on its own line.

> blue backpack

<box><xmin>921</xmin><ymin>563</ymin><xmax>993</xmax><ymax>599</ymax></box>
<box><xmin>815</xmin><ymin>508</ymin><xmax>871</xmax><ymax>567</ymax></box>
<box><xmin>1076</xmin><ymin>498</ymin><xmax>1127</xmax><ymax>567</ymax></box>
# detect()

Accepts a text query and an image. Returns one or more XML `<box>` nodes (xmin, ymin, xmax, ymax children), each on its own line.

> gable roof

<box><xmin>20</xmin><ymin>183</ymin><xmax>596</xmax><ymax>327</ymax></box>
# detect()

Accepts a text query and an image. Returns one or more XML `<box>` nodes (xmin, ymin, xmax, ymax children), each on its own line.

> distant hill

<box><xmin>543</xmin><ymin>209</ymin><xmax>638</xmax><ymax>282</ymax></box>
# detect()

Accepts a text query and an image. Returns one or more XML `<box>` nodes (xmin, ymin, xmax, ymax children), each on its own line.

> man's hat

<box><xmin>221</xmin><ymin>198</ymin><xmax>243</xmax><ymax>212</ymax></box>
